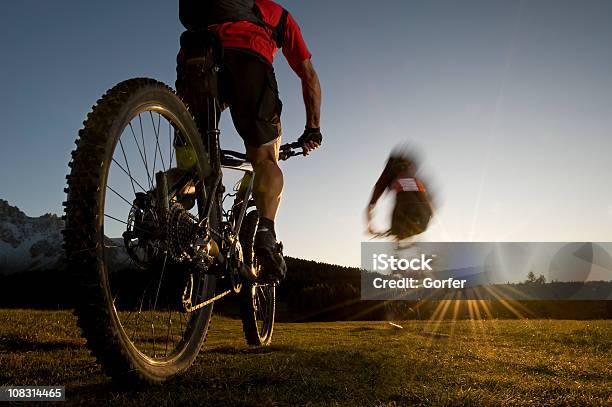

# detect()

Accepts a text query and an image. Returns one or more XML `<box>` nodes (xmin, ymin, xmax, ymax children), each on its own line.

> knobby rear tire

<box><xmin>63</xmin><ymin>78</ymin><xmax>216</xmax><ymax>385</ymax></box>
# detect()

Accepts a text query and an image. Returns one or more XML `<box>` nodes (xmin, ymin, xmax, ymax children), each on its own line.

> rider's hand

<box><xmin>366</xmin><ymin>203</ymin><xmax>380</xmax><ymax>235</ymax></box>
<box><xmin>298</xmin><ymin>127</ymin><xmax>322</xmax><ymax>155</ymax></box>
<box><xmin>367</xmin><ymin>222</ymin><xmax>378</xmax><ymax>235</ymax></box>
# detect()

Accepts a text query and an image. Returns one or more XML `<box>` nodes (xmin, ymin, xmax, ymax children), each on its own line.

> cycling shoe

<box><xmin>254</xmin><ymin>230</ymin><xmax>287</xmax><ymax>283</ymax></box>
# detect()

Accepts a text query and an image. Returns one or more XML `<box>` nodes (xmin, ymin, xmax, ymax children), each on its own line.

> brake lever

<box><xmin>279</xmin><ymin>149</ymin><xmax>303</xmax><ymax>161</ymax></box>
<box><xmin>279</xmin><ymin>141</ymin><xmax>304</xmax><ymax>161</ymax></box>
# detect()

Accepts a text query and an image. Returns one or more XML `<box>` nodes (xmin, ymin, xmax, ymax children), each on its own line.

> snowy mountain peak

<box><xmin>0</xmin><ymin>199</ymin><xmax>132</xmax><ymax>276</ymax></box>
<box><xmin>0</xmin><ymin>199</ymin><xmax>64</xmax><ymax>275</ymax></box>
<box><xmin>0</xmin><ymin>199</ymin><xmax>27</xmax><ymax>221</ymax></box>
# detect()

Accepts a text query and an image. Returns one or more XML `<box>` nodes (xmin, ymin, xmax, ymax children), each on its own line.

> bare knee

<box><xmin>246</xmin><ymin>140</ymin><xmax>283</xmax><ymax>189</ymax></box>
<box><xmin>246</xmin><ymin>138</ymin><xmax>280</xmax><ymax>166</ymax></box>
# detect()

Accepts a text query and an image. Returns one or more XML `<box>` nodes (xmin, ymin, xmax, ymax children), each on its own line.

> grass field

<box><xmin>0</xmin><ymin>309</ymin><xmax>610</xmax><ymax>406</ymax></box>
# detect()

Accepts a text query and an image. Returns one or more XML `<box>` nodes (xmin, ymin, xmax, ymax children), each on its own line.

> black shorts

<box><xmin>176</xmin><ymin>47</ymin><xmax>282</xmax><ymax>147</ymax></box>
<box><xmin>390</xmin><ymin>192</ymin><xmax>433</xmax><ymax>240</ymax></box>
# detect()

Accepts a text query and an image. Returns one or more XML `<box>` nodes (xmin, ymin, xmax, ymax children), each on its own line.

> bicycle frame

<box><xmin>204</xmin><ymin>95</ymin><xmax>254</xmax><ymax>241</ymax></box>
<box><xmin>170</xmin><ymin>90</ymin><xmax>302</xmax><ymax>311</ymax></box>
<box><xmin>172</xmin><ymin>95</ymin><xmax>256</xmax><ymax>312</ymax></box>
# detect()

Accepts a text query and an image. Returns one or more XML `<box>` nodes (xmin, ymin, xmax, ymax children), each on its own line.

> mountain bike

<box><xmin>62</xmin><ymin>75</ymin><xmax>305</xmax><ymax>385</ymax></box>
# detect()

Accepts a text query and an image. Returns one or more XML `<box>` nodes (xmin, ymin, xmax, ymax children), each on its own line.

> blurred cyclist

<box><xmin>367</xmin><ymin>146</ymin><xmax>434</xmax><ymax>241</ymax></box>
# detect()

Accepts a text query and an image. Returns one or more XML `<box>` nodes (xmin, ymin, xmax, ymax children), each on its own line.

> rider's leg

<box><xmin>246</xmin><ymin>137</ymin><xmax>283</xmax><ymax>222</ymax></box>
<box><xmin>220</xmin><ymin>49</ymin><xmax>287</xmax><ymax>281</ymax></box>
<box><xmin>246</xmin><ymin>137</ymin><xmax>287</xmax><ymax>281</ymax></box>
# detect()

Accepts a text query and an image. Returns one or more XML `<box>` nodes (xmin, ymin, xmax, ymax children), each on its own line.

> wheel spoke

<box><xmin>150</xmin><ymin>111</ymin><xmax>167</xmax><ymax>173</ymax></box>
<box><xmin>104</xmin><ymin>213</ymin><xmax>129</xmax><ymax>226</ymax></box>
<box><xmin>152</xmin><ymin>254</ymin><xmax>169</xmax><ymax>319</ymax></box>
<box><xmin>132</xmin><ymin>291</ymin><xmax>146</xmax><ymax>344</ymax></box>
<box><xmin>258</xmin><ymin>286</ymin><xmax>268</xmax><ymax>302</ymax></box>
<box><xmin>118</xmin><ymin>139</ymin><xmax>137</xmax><ymax>196</ymax></box>
<box><xmin>111</xmin><ymin>158</ymin><xmax>148</xmax><ymax>193</ymax></box>
<box><xmin>150</xmin><ymin>112</ymin><xmax>159</xmax><ymax>176</ymax></box>
<box><xmin>169</xmin><ymin>121</ymin><xmax>174</xmax><ymax>169</ymax></box>
<box><xmin>104</xmin><ymin>213</ymin><xmax>150</xmax><ymax>235</ymax></box>
<box><xmin>107</xmin><ymin>184</ymin><xmax>135</xmax><ymax>207</ymax></box>
<box><xmin>128</xmin><ymin>121</ymin><xmax>153</xmax><ymax>189</ymax></box>
<box><xmin>138</xmin><ymin>114</ymin><xmax>152</xmax><ymax>189</ymax></box>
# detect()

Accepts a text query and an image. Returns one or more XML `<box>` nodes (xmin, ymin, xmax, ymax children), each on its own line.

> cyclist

<box><xmin>176</xmin><ymin>0</ymin><xmax>322</xmax><ymax>282</ymax></box>
<box><xmin>367</xmin><ymin>146</ymin><xmax>434</xmax><ymax>241</ymax></box>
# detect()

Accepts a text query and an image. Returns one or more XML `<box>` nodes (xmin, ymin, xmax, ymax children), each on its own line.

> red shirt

<box><xmin>209</xmin><ymin>0</ymin><xmax>312</xmax><ymax>73</ymax></box>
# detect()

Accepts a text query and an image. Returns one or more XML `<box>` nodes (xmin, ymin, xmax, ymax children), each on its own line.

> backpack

<box><xmin>179</xmin><ymin>0</ymin><xmax>289</xmax><ymax>48</ymax></box>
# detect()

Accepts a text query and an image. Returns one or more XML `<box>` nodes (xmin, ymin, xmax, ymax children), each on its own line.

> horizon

<box><xmin>2</xmin><ymin>197</ymin><xmax>612</xmax><ymax>287</ymax></box>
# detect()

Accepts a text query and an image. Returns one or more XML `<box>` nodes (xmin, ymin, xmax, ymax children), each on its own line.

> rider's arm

<box><xmin>296</xmin><ymin>59</ymin><xmax>321</xmax><ymax>129</ymax></box>
<box><xmin>369</xmin><ymin>159</ymin><xmax>396</xmax><ymax>207</ymax></box>
<box><xmin>281</xmin><ymin>11</ymin><xmax>320</xmax><ymax>130</ymax></box>
<box><xmin>366</xmin><ymin>171</ymin><xmax>390</xmax><ymax>234</ymax></box>
<box><xmin>366</xmin><ymin>160</ymin><xmax>397</xmax><ymax>233</ymax></box>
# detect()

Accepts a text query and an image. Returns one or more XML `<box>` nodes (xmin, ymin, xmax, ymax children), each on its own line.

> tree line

<box><xmin>1</xmin><ymin>259</ymin><xmax>611</xmax><ymax>320</ymax></box>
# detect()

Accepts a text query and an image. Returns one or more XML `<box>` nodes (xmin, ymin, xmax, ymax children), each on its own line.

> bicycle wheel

<box><xmin>63</xmin><ymin>78</ymin><xmax>218</xmax><ymax>384</ymax></box>
<box><xmin>238</xmin><ymin>210</ymin><xmax>276</xmax><ymax>346</ymax></box>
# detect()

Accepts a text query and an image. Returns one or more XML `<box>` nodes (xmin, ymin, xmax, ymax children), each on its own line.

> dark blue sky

<box><xmin>2</xmin><ymin>1</ymin><xmax>612</xmax><ymax>265</ymax></box>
